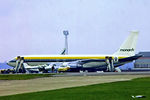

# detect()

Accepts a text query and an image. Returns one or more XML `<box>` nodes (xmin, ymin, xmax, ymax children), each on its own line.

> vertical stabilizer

<box><xmin>61</xmin><ymin>48</ymin><xmax>66</xmax><ymax>55</ymax></box>
<box><xmin>114</xmin><ymin>31</ymin><xmax>139</xmax><ymax>56</ymax></box>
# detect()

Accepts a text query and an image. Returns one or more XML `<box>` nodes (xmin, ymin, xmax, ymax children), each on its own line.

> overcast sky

<box><xmin>0</xmin><ymin>0</ymin><xmax>150</xmax><ymax>62</ymax></box>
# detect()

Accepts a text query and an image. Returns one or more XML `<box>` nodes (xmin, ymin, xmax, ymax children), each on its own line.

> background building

<box><xmin>134</xmin><ymin>52</ymin><xmax>150</xmax><ymax>69</ymax></box>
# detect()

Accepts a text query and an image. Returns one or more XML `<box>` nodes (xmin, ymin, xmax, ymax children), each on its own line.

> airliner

<box><xmin>7</xmin><ymin>31</ymin><xmax>142</xmax><ymax>72</ymax></box>
<box><xmin>22</xmin><ymin>63</ymin><xmax>56</xmax><ymax>73</ymax></box>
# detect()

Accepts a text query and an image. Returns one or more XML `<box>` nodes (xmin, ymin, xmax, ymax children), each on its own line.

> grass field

<box><xmin>0</xmin><ymin>77</ymin><xmax>150</xmax><ymax>100</ymax></box>
<box><xmin>0</xmin><ymin>74</ymin><xmax>55</xmax><ymax>80</ymax></box>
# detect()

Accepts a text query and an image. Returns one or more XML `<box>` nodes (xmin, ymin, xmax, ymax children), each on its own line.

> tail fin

<box><xmin>61</xmin><ymin>48</ymin><xmax>66</xmax><ymax>55</ymax></box>
<box><xmin>114</xmin><ymin>31</ymin><xmax>139</xmax><ymax>56</ymax></box>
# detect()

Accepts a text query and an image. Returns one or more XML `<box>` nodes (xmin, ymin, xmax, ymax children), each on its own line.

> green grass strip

<box><xmin>0</xmin><ymin>77</ymin><xmax>150</xmax><ymax>100</ymax></box>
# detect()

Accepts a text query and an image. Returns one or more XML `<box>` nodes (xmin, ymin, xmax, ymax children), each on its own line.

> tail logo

<box><xmin>120</xmin><ymin>48</ymin><xmax>134</xmax><ymax>52</ymax></box>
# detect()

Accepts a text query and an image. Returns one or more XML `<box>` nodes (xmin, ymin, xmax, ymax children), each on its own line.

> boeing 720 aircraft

<box><xmin>7</xmin><ymin>31</ymin><xmax>142</xmax><ymax>72</ymax></box>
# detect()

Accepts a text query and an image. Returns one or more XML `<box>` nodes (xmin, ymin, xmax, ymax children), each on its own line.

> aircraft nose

<box><xmin>6</xmin><ymin>61</ymin><xmax>11</xmax><ymax>65</ymax></box>
<box><xmin>6</xmin><ymin>60</ymin><xmax>16</xmax><ymax>67</ymax></box>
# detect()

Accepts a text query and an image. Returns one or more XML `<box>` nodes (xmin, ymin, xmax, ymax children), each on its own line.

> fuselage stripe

<box><xmin>17</xmin><ymin>56</ymin><xmax>126</xmax><ymax>60</ymax></box>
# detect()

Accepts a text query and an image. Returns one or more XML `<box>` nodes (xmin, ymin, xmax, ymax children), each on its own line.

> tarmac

<box><xmin>0</xmin><ymin>72</ymin><xmax>150</xmax><ymax>96</ymax></box>
<box><xmin>53</xmin><ymin>71</ymin><xmax>150</xmax><ymax>76</ymax></box>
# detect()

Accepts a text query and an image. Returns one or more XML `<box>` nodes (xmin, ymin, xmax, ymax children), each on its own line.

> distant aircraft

<box><xmin>7</xmin><ymin>31</ymin><xmax>142</xmax><ymax>72</ymax></box>
<box><xmin>22</xmin><ymin>63</ymin><xmax>57</xmax><ymax>73</ymax></box>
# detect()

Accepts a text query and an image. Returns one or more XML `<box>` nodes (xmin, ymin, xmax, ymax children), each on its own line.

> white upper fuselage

<box><xmin>17</xmin><ymin>54</ymin><xmax>129</xmax><ymax>57</ymax></box>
